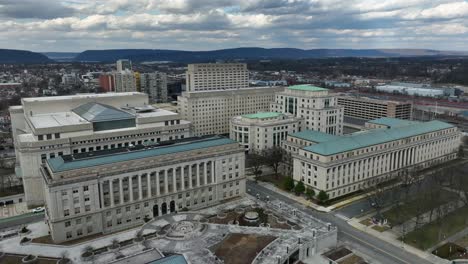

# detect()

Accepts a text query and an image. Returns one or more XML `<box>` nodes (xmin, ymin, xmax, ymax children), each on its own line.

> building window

<box><xmin>75</xmin><ymin>207</ymin><xmax>80</xmax><ymax>214</ymax></box>
<box><xmin>66</xmin><ymin>232</ymin><xmax>72</xmax><ymax>239</ymax></box>
<box><xmin>64</xmin><ymin>209</ymin><xmax>69</xmax><ymax>216</ymax></box>
<box><xmin>65</xmin><ymin>221</ymin><xmax>71</xmax><ymax>227</ymax></box>
<box><xmin>87</xmin><ymin>226</ymin><xmax>93</xmax><ymax>233</ymax></box>
<box><xmin>83</xmin><ymin>186</ymin><xmax>89</xmax><ymax>192</ymax></box>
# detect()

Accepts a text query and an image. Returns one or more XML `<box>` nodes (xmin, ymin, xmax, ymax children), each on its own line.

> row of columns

<box><xmin>101</xmin><ymin>161</ymin><xmax>216</xmax><ymax>207</ymax></box>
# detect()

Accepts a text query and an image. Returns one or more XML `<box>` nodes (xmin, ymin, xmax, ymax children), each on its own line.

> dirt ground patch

<box><xmin>1</xmin><ymin>254</ymin><xmax>59</xmax><ymax>264</ymax></box>
<box><xmin>212</xmin><ymin>233</ymin><xmax>276</xmax><ymax>264</ymax></box>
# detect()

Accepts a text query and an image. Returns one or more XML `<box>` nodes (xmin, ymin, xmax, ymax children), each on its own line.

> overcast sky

<box><xmin>0</xmin><ymin>0</ymin><xmax>467</xmax><ymax>52</ymax></box>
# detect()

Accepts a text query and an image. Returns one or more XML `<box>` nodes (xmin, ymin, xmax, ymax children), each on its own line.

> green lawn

<box><xmin>402</xmin><ymin>206</ymin><xmax>468</xmax><ymax>250</ymax></box>
<box><xmin>256</xmin><ymin>174</ymin><xmax>288</xmax><ymax>191</ymax></box>
<box><xmin>382</xmin><ymin>189</ymin><xmax>458</xmax><ymax>226</ymax></box>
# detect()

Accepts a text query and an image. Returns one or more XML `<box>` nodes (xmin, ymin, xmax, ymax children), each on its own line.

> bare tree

<box><xmin>247</xmin><ymin>152</ymin><xmax>265</xmax><ymax>182</ymax></box>
<box><xmin>262</xmin><ymin>147</ymin><xmax>284</xmax><ymax>178</ymax></box>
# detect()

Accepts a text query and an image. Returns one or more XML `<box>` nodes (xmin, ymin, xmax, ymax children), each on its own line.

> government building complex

<box><xmin>283</xmin><ymin>117</ymin><xmax>461</xmax><ymax>199</ymax></box>
<box><xmin>10</xmin><ymin>93</ymin><xmax>191</xmax><ymax>207</ymax></box>
<box><xmin>42</xmin><ymin>136</ymin><xmax>245</xmax><ymax>242</ymax></box>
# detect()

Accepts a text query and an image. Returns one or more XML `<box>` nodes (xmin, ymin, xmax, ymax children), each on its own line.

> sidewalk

<box><xmin>253</xmin><ymin>180</ymin><xmax>331</xmax><ymax>212</ymax></box>
<box><xmin>348</xmin><ymin>218</ymin><xmax>450</xmax><ymax>264</ymax></box>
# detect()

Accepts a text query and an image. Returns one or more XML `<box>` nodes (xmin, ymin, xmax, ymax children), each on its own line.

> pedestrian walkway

<box><xmin>348</xmin><ymin>218</ymin><xmax>450</xmax><ymax>264</ymax></box>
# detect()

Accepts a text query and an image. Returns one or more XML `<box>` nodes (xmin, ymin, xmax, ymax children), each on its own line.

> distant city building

<box><xmin>283</xmin><ymin>118</ymin><xmax>460</xmax><ymax>200</ymax></box>
<box><xmin>337</xmin><ymin>96</ymin><xmax>413</xmax><ymax>120</ymax></box>
<box><xmin>98</xmin><ymin>73</ymin><xmax>115</xmax><ymax>92</ymax></box>
<box><xmin>114</xmin><ymin>70</ymin><xmax>137</xmax><ymax>92</ymax></box>
<box><xmin>141</xmin><ymin>72</ymin><xmax>168</xmax><ymax>103</ymax></box>
<box><xmin>116</xmin><ymin>59</ymin><xmax>132</xmax><ymax>72</ymax></box>
<box><xmin>230</xmin><ymin>112</ymin><xmax>302</xmax><ymax>153</ymax></box>
<box><xmin>271</xmin><ymin>85</ymin><xmax>344</xmax><ymax>135</ymax></box>
<box><xmin>10</xmin><ymin>92</ymin><xmax>191</xmax><ymax>207</ymax></box>
<box><xmin>324</xmin><ymin>81</ymin><xmax>351</xmax><ymax>88</ymax></box>
<box><xmin>376</xmin><ymin>83</ymin><xmax>444</xmax><ymax>97</ymax></box>
<box><xmin>41</xmin><ymin>136</ymin><xmax>245</xmax><ymax>242</ymax></box>
<box><xmin>178</xmin><ymin>86</ymin><xmax>285</xmax><ymax>136</ymax></box>
<box><xmin>61</xmin><ymin>73</ymin><xmax>77</xmax><ymax>85</ymax></box>
<box><xmin>186</xmin><ymin>63</ymin><xmax>249</xmax><ymax>91</ymax></box>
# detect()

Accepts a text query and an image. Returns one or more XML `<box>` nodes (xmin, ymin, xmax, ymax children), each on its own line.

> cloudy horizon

<box><xmin>0</xmin><ymin>0</ymin><xmax>467</xmax><ymax>52</ymax></box>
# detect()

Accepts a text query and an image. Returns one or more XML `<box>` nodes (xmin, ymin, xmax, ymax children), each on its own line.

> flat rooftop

<box><xmin>367</xmin><ymin>117</ymin><xmax>419</xmax><ymax>128</ymax></box>
<box><xmin>242</xmin><ymin>112</ymin><xmax>282</xmax><ymax>119</ymax></box>
<box><xmin>29</xmin><ymin>112</ymin><xmax>87</xmax><ymax>128</ymax></box>
<box><xmin>304</xmin><ymin>120</ymin><xmax>454</xmax><ymax>156</ymax></box>
<box><xmin>47</xmin><ymin>136</ymin><xmax>238</xmax><ymax>173</ymax></box>
<box><xmin>288</xmin><ymin>84</ymin><xmax>328</xmax><ymax>92</ymax></box>
<box><xmin>22</xmin><ymin>92</ymin><xmax>145</xmax><ymax>102</ymax></box>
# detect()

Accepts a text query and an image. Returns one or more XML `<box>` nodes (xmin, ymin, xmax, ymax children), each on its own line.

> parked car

<box><xmin>32</xmin><ymin>207</ymin><xmax>45</xmax><ymax>213</ymax></box>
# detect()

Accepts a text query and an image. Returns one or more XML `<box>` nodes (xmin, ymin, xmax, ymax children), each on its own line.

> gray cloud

<box><xmin>0</xmin><ymin>0</ymin><xmax>75</xmax><ymax>19</ymax></box>
<box><xmin>0</xmin><ymin>0</ymin><xmax>466</xmax><ymax>52</ymax></box>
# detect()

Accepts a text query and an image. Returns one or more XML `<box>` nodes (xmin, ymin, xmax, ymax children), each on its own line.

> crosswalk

<box><xmin>335</xmin><ymin>213</ymin><xmax>350</xmax><ymax>221</ymax></box>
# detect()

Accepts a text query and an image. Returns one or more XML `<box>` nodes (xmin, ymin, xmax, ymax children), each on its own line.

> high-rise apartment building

<box><xmin>178</xmin><ymin>87</ymin><xmax>285</xmax><ymax>136</ymax></box>
<box><xmin>337</xmin><ymin>96</ymin><xmax>413</xmax><ymax>120</ymax></box>
<box><xmin>10</xmin><ymin>92</ymin><xmax>191</xmax><ymax>207</ymax></box>
<box><xmin>186</xmin><ymin>63</ymin><xmax>249</xmax><ymax>91</ymax></box>
<box><xmin>114</xmin><ymin>70</ymin><xmax>137</xmax><ymax>92</ymax></box>
<box><xmin>41</xmin><ymin>136</ymin><xmax>245</xmax><ymax>242</ymax></box>
<box><xmin>116</xmin><ymin>59</ymin><xmax>132</xmax><ymax>72</ymax></box>
<box><xmin>141</xmin><ymin>72</ymin><xmax>168</xmax><ymax>103</ymax></box>
<box><xmin>271</xmin><ymin>85</ymin><xmax>344</xmax><ymax>135</ymax></box>
<box><xmin>98</xmin><ymin>73</ymin><xmax>115</xmax><ymax>92</ymax></box>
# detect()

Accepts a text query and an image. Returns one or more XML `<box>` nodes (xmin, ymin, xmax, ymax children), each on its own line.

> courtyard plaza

<box><xmin>0</xmin><ymin>196</ymin><xmax>336</xmax><ymax>264</ymax></box>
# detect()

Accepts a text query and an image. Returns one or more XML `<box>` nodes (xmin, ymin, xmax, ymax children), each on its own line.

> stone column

<box><xmin>211</xmin><ymin>161</ymin><xmax>215</xmax><ymax>184</ymax></box>
<box><xmin>99</xmin><ymin>182</ymin><xmax>105</xmax><ymax>208</ymax></box>
<box><xmin>129</xmin><ymin>176</ymin><xmax>134</xmax><ymax>202</ymax></box>
<box><xmin>156</xmin><ymin>171</ymin><xmax>160</xmax><ymax>196</ymax></box>
<box><xmin>181</xmin><ymin>166</ymin><xmax>185</xmax><ymax>190</ymax></box>
<box><xmin>164</xmin><ymin>170</ymin><xmax>168</xmax><ymax>195</ymax></box>
<box><xmin>119</xmin><ymin>178</ymin><xmax>124</xmax><ymax>204</ymax></box>
<box><xmin>138</xmin><ymin>174</ymin><xmax>143</xmax><ymax>200</ymax></box>
<box><xmin>189</xmin><ymin>165</ymin><xmax>193</xmax><ymax>189</ymax></box>
<box><xmin>109</xmin><ymin>180</ymin><xmax>114</xmax><ymax>207</ymax></box>
<box><xmin>196</xmin><ymin>163</ymin><xmax>200</xmax><ymax>187</ymax></box>
<box><xmin>203</xmin><ymin>162</ymin><xmax>208</xmax><ymax>186</ymax></box>
<box><xmin>147</xmin><ymin>173</ymin><xmax>152</xmax><ymax>197</ymax></box>
<box><xmin>172</xmin><ymin>168</ymin><xmax>177</xmax><ymax>193</ymax></box>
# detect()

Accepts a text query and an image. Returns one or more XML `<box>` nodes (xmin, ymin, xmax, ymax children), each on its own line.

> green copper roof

<box><xmin>304</xmin><ymin>120</ymin><xmax>454</xmax><ymax>156</ymax></box>
<box><xmin>47</xmin><ymin>137</ymin><xmax>237</xmax><ymax>172</ymax></box>
<box><xmin>367</xmin><ymin>117</ymin><xmax>419</xmax><ymax>128</ymax></box>
<box><xmin>242</xmin><ymin>112</ymin><xmax>282</xmax><ymax>119</ymax></box>
<box><xmin>288</xmin><ymin>84</ymin><xmax>328</xmax><ymax>92</ymax></box>
<box><xmin>290</xmin><ymin>130</ymin><xmax>341</xmax><ymax>143</ymax></box>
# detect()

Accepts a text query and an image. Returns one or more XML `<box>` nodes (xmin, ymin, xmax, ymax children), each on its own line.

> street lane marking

<box><xmin>335</xmin><ymin>213</ymin><xmax>350</xmax><ymax>221</ymax></box>
<box><xmin>342</xmin><ymin>230</ymin><xmax>412</xmax><ymax>264</ymax></box>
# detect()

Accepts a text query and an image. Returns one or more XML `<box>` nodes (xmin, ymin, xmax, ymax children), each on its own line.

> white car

<box><xmin>32</xmin><ymin>207</ymin><xmax>45</xmax><ymax>213</ymax></box>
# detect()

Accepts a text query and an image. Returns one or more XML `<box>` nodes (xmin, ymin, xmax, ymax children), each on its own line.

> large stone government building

<box><xmin>10</xmin><ymin>93</ymin><xmax>191</xmax><ymax>207</ymax></box>
<box><xmin>41</xmin><ymin>136</ymin><xmax>246</xmax><ymax>243</ymax></box>
<box><xmin>283</xmin><ymin>118</ymin><xmax>461</xmax><ymax>199</ymax></box>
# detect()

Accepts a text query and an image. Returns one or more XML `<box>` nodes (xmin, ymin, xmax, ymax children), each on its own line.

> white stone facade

<box><xmin>287</xmin><ymin>120</ymin><xmax>460</xmax><ymax>199</ymax></box>
<box><xmin>185</xmin><ymin>63</ymin><xmax>249</xmax><ymax>92</ymax></box>
<box><xmin>178</xmin><ymin>87</ymin><xmax>285</xmax><ymax>136</ymax></box>
<box><xmin>10</xmin><ymin>93</ymin><xmax>191</xmax><ymax>207</ymax></box>
<box><xmin>230</xmin><ymin>112</ymin><xmax>303</xmax><ymax>153</ymax></box>
<box><xmin>271</xmin><ymin>85</ymin><xmax>344</xmax><ymax>135</ymax></box>
<box><xmin>41</xmin><ymin>137</ymin><xmax>245</xmax><ymax>243</ymax></box>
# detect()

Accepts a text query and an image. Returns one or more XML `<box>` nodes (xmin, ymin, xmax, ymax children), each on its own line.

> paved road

<box><xmin>0</xmin><ymin>212</ymin><xmax>44</xmax><ymax>230</ymax></box>
<box><xmin>246</xmin><ymin>181</ymin><xmax>434</xmax><ymax>264</ymax></box>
